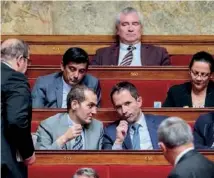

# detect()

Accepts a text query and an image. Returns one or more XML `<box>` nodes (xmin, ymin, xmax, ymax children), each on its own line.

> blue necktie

<box><xmin>132</xmin><ymin>123</ymin><xmax>141</xmax><ymax>150</ymax></box>
<box><xmin>73</xmin><ymin>135</ymin><xmax>83</xmax><ymax>150</ymax></box>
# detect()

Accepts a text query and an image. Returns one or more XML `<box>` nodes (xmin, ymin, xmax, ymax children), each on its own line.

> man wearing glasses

<box><xmin>1</xmin><ymin>38</ymin><xmax>35</xmax><ymax>178</ymax></box>
<box><xmin>163</xmin><ymin>51</ymin><xmax>214</xmax><ymax>108</ymax></box>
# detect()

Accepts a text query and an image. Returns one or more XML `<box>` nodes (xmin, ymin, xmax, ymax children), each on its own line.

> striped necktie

<box><xmin>120</xmin><ymin>45</ymin><xmax>136</xmax><ymax>66</ymax></box>
<box><xmin>132</xmin><ymin>123</ymin><xmax>141</xmax><ymax>150</ymax></box>
<box><xmin>73</xmin><ymin>135</ymin><xmax>83</xmax><ymax>150</ymax></box>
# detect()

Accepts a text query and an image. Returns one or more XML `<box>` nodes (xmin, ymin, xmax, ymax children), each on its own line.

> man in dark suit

<box><xmin>102</xmin><ymin>81</ymin><xmax>166</xmax><ymax>150</ymax></box>
<box><xmin>158</xmin><ymin>117</ymin><xmax>214</xmax><ymax>178</ymax></box>
<box><xmin>32</xmin><ymin>47</ymin><xmax>101</xmax><ymax>108</ymax></box>
<box><xmin>91</xmin><ymin>7</ymin><xmax>170</xmax><ymax>66</ymax></box>
<box><xmin>193</xmin><ymin>112</ymin><xmax>214</xmax><ymax>149</ymax></box>
<box><xmin>1</xmin><ymin>38</ymin><xmax>35</xmax><ymax>178</ymax></box>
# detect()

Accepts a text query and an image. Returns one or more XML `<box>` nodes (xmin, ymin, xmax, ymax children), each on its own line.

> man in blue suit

<box><xmin>32</xmin><ymin>47</ymin><xmax>101</xmax><ymax>108</ymax></box>
<box><xmin>102</xmin><ymin>81</ymin><xmax>166</xmax><ymax>150</ymax></box>
<box><xmin>193</xmin><ymin>112</ymin><xmax>214</xmax><ymax>149</ymax></box>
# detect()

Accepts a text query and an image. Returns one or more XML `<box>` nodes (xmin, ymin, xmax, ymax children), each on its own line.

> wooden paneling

<box><xmin>34</xmin><ymin>151</ymin><xmax>214</xmax><ymax>165</ymax></box>
<box><xmin>32</xmin><ymin>108</ymin><xmax>214</xmax><ymax>124</ymax></box>
<box><xmin>27</xmin><ymin>66</ymin><xmax>191</xmax><ymax>80</ymax></box>
<box><xmin>2</xmin><ymin>35</ymin><xmax>214</xmax><ymax>55</ymax></box>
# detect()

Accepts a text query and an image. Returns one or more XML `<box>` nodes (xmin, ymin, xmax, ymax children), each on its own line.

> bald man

<box><xmin>1</xmin><ymin>39</ymin><xmax>35</xmax><ymax>178</ymax></box>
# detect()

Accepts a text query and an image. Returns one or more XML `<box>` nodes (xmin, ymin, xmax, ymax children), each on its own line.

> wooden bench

<box><xmin>2</xmin><ymin>35</ymin><xmax>214</xmax><ymax>66</ymax></box>
<box><xmin>27</xmin><ymin>66</ymin><xmax>214</xmax><ymax>107</ymax></box>
<box><xmin>29</xmin><ymin>151</ymin><xmax>214</xmax><ymax>178</ymax></box>
<box><xmin>31</xmin><ymin>108</ymin><xmax>214</xmax><ymax>132</ymax></box>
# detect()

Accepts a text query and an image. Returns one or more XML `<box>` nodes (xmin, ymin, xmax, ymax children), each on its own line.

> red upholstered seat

<box><xmin>109</xmin><ymin>165</ymin><xmax>172</xmax><ymax>178</ymax></box>
<box><xmin>28</xmin><ymin>165</ymin><xmax>109</xmax><ymax>178</ymax></box>
<box><xmin>100</xmin><ymin>80</ymin><xmax>185</xmax><ymax>108</ymax></box>
<box><xmin>170</xmin><ymin>55</ymin><xmax>192</xmax><ymax>66</ymax></box>
<box><xmin>32</xmin><ymin>121</ymin><xmax>40</xmax><ymax>133</ymax></box>
<box><xmin>28</xmin><ymin>79</ymin><xmax>185</xmax><ymax>107</ymax></box>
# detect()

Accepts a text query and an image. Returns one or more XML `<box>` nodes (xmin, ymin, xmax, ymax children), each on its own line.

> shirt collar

<box><xmin>120</xmin><ymin>42</ymin><xmax>141</xmax><ymax>51</ymax></box>
<box><xmin>67</xmin><ymin>114</ymin><xmax>74</xmax><ymax>127</ymax></box>
<box><xmin>135</xmin><ymin>112</ymin><xmax>145</xmax><ymax>127</ymax></box>
<box><xmin>62</xmin><ymin>76</ymin><xmax>72</xmax><ymax>91</ymax></box>
<box><xmin>174</xmin><ymin>147</ymin><xmax>194</xmax><ymax>165</ymax></box>
<box><xmin>1</xmin><ymin>60</ymin><xmax>12</xmax><ymax>68</ymax></box>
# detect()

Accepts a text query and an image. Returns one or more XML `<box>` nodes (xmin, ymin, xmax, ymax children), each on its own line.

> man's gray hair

<box><xmin>73</xmin><ymin>167</ymin><xmax>99</xmax><ymax>178</ymax></box>
<box><xmin>158</xmin><ymin>117</ymin><xmax>193</xmax><ymax>149</ymax></box>
<box><xmin>1</xmin><ymin>39</ymin><xmax>29</xmax><ymax>61</ymax></box>
<box><xmin>115</xmin><ymin>7</ymin><xmax>143</xmax><ymax>26</ymax></box>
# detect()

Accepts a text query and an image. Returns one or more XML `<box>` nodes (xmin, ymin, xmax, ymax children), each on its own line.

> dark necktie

<box><xmin>120</xmin><ymin>45</ymin><xmax>136</xmax><ymax>66</ymax></box>
<box><xmin>72</xmin><ymin>135</ymin><xmax>83</xmax><ymax>150</ymax></box>
<box><xmin>132</xmin><ymin>123</ymin><xmax>141</xmax><ymax>150</ymax></box>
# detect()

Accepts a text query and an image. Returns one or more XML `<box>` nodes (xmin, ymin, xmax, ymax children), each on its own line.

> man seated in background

<box><xmin>32</xmin><ymin>47</ymin><xmax>101</xmax><ymax>108</ymax></box>
<box><xmin>91</xmin><ymin>7</ymin><xmax>170</xmax><ymax>66</ymax></box>
<box><xmin>35</xmin><ymin>85</ymin><xmax>103</xmax><ymax>150</ymax></box>
<box><xmin>158</xmin><ymin>117</ymin><xmax>214</xmax><ymax>178</ymax></box>
<box><xmin>102</xmin><ymin>81</ymin><xmax>166</xmax><ymax>150</ymax></box>
<box><xmin>72</xmin><ymin>168</ymin><xmax>99</xmax><ymax>178</ymax></box>
<box><xmin>193</xmin><ymin>112</ymin><xmax>214</xmax><ymax>149</ymax></box>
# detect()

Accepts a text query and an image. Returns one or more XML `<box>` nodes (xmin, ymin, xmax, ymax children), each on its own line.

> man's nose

<box><xmin>122</xmin><ymin>105</ymin><xmax>128</xmax><ymax>114</ymax></box>
<box><xmin>128</xmin><ymin>25</ymin><xmax>134</xmax><ymax>31</ymax></box>
<box><xmin>74</xmin><ymin>71</ymin><xmax>79</xmax><ymax>78</ymax></box>
<box><xmin>91</xmin><ymin>107</ymin><xmax>97</xmax><ymax>114</ymax></box>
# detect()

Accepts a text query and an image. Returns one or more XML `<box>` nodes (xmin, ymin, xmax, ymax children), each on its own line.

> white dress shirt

<box><xmin>67</xmin><ymin>115</ymin><xmax>85</xmax><ymax>149</ymax></box>
<box><xmin>61</xmin><ymin>77</ymin><xmax>72</xmax><ymax>108</ymax></box>
<box><xmin>174</xmin><ymin>147</ymin><xmax>194</xmax><ymax>165</ymax></box>
<box><xmin>118</xmin><ymin>42</ymin><xmax>142</xmax><ymax>66</ymax></box>
<box><xmin>112</xmin><ymin>112</ymin><xmax>153</xmax><ymax>150</ymax></box>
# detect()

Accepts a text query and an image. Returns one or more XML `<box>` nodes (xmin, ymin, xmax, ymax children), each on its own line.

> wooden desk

<box><xmin>34</xmin><ymin>150</ymin><xmax>214</xmax><ymax>165</ymax></box>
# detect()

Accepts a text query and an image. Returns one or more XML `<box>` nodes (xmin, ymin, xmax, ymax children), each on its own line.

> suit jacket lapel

<box><xmin>84</xmin><ymin>123</ymin><xmax>93</xmax><ymax>149</ymax></box>
<box><xmin>57</xmin><ymin>113</ymin><xmax>74</xmax><ymax>150</ymax></box>
<box><xmin>55</xmin><ymin>73</ymin><xmax>63</xmax><ymax>108</ymax></box>
<box><xmin>110</xmin><ymin>44</ymin><xmax>120</xmax><ymax>65</ymax></box>
<box><xmin>145</xmin><ymin>115</ymin><xmax>159</xmax><ymax>149</ymax></box>
<box><xmin>123</xmin><ymin>126</ymin><xmax>133</xmax><ymax>149</ymax></box>
<box><xmin>141</xmin><ymin>45</ymin><xmax>149</xmax><ymax>65</ymax></box>
<box><xmin>177</xmin><ymin>150</ymin><xmax>196</xmax><ymax>165</ymax></box>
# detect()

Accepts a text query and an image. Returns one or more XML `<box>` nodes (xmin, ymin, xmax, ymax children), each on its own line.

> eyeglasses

<box><xmin>23</xmin><ymin>56</ymin><xmax>32</xmax><ymax>66</ymax></box>
<box><xmin>190</xmin><ymin>70</ymin><xmax>211</xmax><ymax>79</ymax></box>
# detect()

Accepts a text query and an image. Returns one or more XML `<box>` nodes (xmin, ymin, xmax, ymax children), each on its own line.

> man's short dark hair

<box><xmin>110</xmin><ymin>81</ymin><xmax>139</xmax><ymax>104</ymax></box>
<box><xmin>189</xmin><ymin>51</ymin><xmax>214</xmax><ymax>73</ymax></box>
<box><xmin>67</xmin><ymin>85</ymin><xmax>95</xmax><ymax>110</ymax></box>
<box><xmin>62</xmin><ymin>47</ymin><xmax>89</xmax><ymax>68</ymax></box>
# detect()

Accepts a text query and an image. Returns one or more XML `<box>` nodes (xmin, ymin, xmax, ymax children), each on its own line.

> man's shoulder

<box><xmin>37</xmin><ymin>72</ymin><xmax>61</xmax><ymax>81</ymax></box>
<box><xmin>40</xmin><ymin>113</ymin><xmax>66</xmax><ymax>127</ymax></box>
<box><xmin>143</xmin><ymin>44</ymin><xmax>166</xmax><ymax>51</ymax></box>
<box><xmin>196</xmin><ymin>112</ymin><xmax>214</xmax><ymax>125</ymax></box>
<box><xmin>96</xmin><ymin>44</ymin><xmax>118</xmax><ymax>53</ymax></box>
<box><xmin>144</xmin><ymin>113</ymin><xmax>167</xmax><ymax>122</ymax></box>
<box><xmin>105</xmin><ymin>120</ymin><xmax>119</xmax><ymax>130</ymax></box>
<box><xmin>81</xmin><ymin>74</ymin><xmax>99</xmax><ymax>86</ymax></box>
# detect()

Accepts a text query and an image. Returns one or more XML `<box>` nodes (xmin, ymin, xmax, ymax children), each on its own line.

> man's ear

<box><xmin>137</xmin><ymin>96</ymin><xmax>143</xmax><ymax>107</ymax></box>
<box><xmin>71</xmin><ymin>100</ymin><xmax>79</xmax><ymax>110</ymax></box>
<box><xmin>159</xmin><ymin>142</ymin><xmax>167</xmax><ymax>153</ymax></box>
<box><xmin>16</xmin><ymin>55</ymin><xmax>24</xmax><ymax>67</ymax></box>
